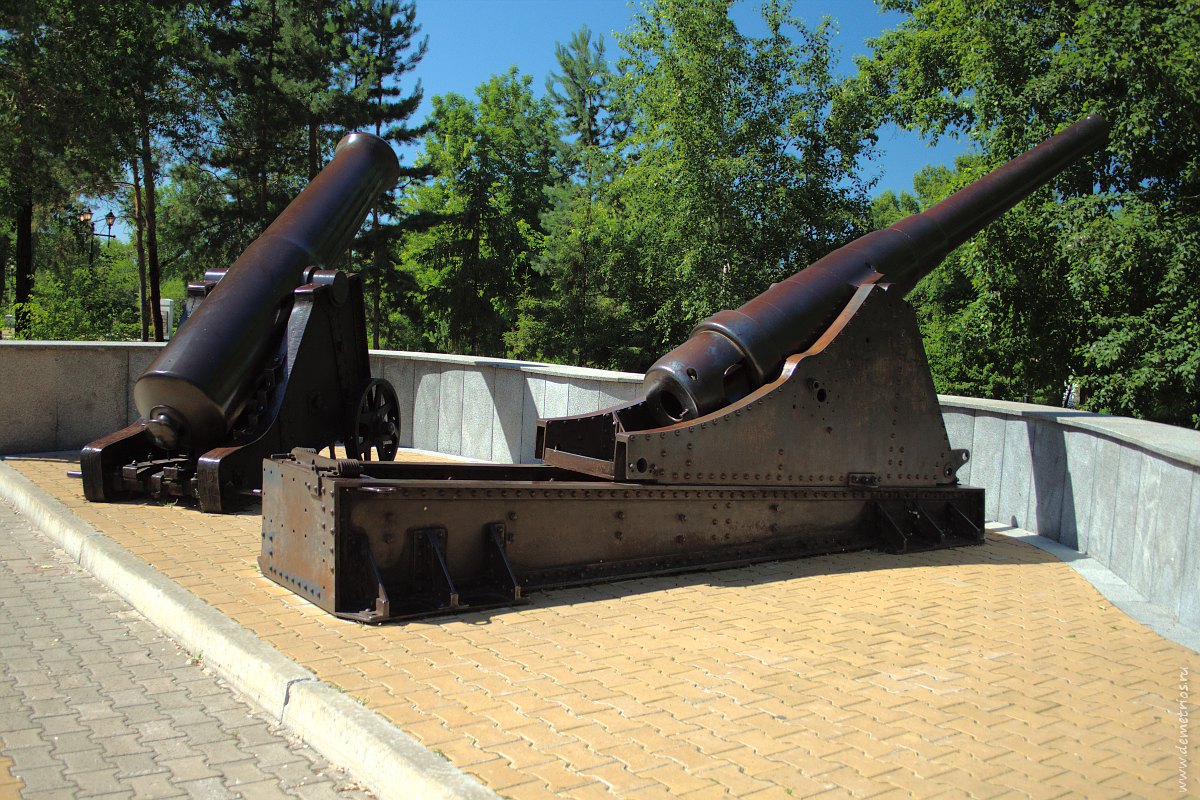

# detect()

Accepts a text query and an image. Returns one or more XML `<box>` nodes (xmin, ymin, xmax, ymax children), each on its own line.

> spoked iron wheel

<box><xmin>346</xmin><ymin>378</ymin><xmax>401</xmax><ymax>461</ymax></box>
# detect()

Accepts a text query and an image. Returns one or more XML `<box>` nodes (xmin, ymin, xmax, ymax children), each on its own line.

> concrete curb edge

<box><xmin>0</xmin><ymin>457</ymin><xmax>497</xmax><ymax>800</ymax></box>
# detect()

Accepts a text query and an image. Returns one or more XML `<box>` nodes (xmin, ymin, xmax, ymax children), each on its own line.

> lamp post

<box><xmin>78</xmin><ymin>209</ymin><xmax>94</xmax><ymax>266</ymax></box>
<box><xmin>78</xmin><ymin>209</ymin><xmax>117</xmax><ymax>267</ymax></box>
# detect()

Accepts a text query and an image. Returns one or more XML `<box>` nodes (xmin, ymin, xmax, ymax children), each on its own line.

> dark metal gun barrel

<box><xmin>135</xmin><ymin>132</ymin><xmax>400</xmax><ymax>451</ymax></box>
<box><xmin>643</xmin><ymin>114</ymin><xmax>1109</xmax><ymax>426</ymax></box>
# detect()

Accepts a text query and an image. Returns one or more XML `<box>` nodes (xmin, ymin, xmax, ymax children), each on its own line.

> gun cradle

<box><xmin>260</xmin><ymin>285</ymin><xmax>983</xmax><ymax>623</ymax></box>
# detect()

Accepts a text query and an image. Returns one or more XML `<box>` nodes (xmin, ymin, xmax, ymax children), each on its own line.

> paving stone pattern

<box><xmin>8</xmin><ymin>455</ymin><xmax>1200</xmax><ymax>798</ymax></box>
<box><xmin>0</xmin><ymin>497</ymin><xmax>374</xmax><ymax>800</ymax></box>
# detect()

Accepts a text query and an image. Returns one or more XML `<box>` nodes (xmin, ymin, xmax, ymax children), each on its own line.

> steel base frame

<box><xmin>259</xmin><ymin>453</ymin><xmax>983</xmax><ymax>623</ymax></box>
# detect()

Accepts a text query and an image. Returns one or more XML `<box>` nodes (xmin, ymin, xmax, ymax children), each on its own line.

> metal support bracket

<box><xmin>411</xmin><ymin>527</ymin><xmax>460</xmax><ymax>613</ymax></box>
<box><xmin>484</xmin><ymin>523</ymin><xmax>524</xmax><ymax>604</ymax></box>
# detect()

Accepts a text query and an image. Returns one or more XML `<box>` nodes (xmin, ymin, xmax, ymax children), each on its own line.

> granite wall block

<box><xmin>1106</xmin><ymin>445</ymin><xmax>1145</xmax><ymax>581</ymax></box>
<box><xmin>436</xmin><ymin>369</ymin><xmax>465</xmax><ymax>455</ymax></box>
<box><xmin>491</xmin><ymin>367</ymin><xmax>526</xmax><ymax>464</ymax></box>
<box><xmin>461</xmin><ymin>368</ymin><xmax>496</xmax><ymax>461</ymax></box>
<box><xmin>942</xmin><ymin>409</ymin><xmax>976</xmax><ymax>486</ymax></box>
<box><xmin>971</xmin><ymin>413</ymin><xmax>1007</xmax><ymax>523</ymax></box>
<box><xmin>997</xmin><ymin>417</ymin><xmax>1034</xmax><ymax>529</ymax></box>
<box><xmin>1057</xmin><ymin>430</ymin><xmax>1096</xmax><ymax>552</ymax></box>
<box><xmin>412</xmin><ymin>362</ymin><xmax>442</xmax><ymax>452</ymax></box>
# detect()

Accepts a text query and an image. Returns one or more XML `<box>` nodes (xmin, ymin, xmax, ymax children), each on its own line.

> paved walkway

<box><xmin>2</xmin><ymin>453</ymin><xmax>1198</xmax><ymax>798</ymax></box>
<box><xmin>0</xmin><ymin>497</ymin><xmax>372</xmax><ymax>800</ymax></box>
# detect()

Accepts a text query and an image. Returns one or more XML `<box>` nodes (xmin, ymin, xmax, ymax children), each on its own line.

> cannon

<box><xmin>260</xmin><ymin>116</ymin><xmax>1108</xmax><ymax>622</ymax></box>
<box><xmin>80</xmin><ymin>132</ymin><xmax>402</xmax><ymax>512</ymax></box>
<box><xmin>641</xmin><ymin>115</ymin><xmax>1111</xmax><ymax>426</ymax></box>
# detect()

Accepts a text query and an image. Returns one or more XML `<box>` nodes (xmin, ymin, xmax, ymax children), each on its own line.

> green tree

<box><xmin>400</xmin><ymin>71</ymin><xmax>560</xmax><ymax>356</ymax></box>
<box><xmin>191</xmin><ymin>0</ymin><xmax>324</xmax><ymax>242</ymax></box>
<box><xmin>508</xmin><ymin>27</ymin><xmax>637</xmax><ymax>368</ymax></box>
<box><xmin>0</xmin><ymin>1</ymin><xmax>129</xmax><ymax>337</ymax></box>
<box><xmin>508</xmin><ymin>176</ymin><xmax>644</xmax><ymax>369</ymax></box>
<box><xmin>123</xmin><ymin>1</ymin><xmax>208</xmax><ymax>341</ymax></box>
<box><xmin>855</xmin><ymin>0</ymin><xmax>1200</xmax><ymax>425</ymax></box>
<box><xmin>336</xmin><ymin>0</ymin><xmax>428</xmax><ymax>348</ymax></box>
<box><xmin>0</xmin><ymin>227</ymin><xmax>11</xmax><ymax>332</ymax></box>
<box><xmin>612</xmin><ymin>0</ymin><xmax>874</xmax><ymax>357</ymax></box>
<box><xmin>546</xmin><ymin>26</ymin><xmax>626</xmax><ymax>156</ymax></box>
<box><xmin>21</xmin><ymin>213</ymin><xmax>141</xmax><ymax>341</ymax></box>
<box><xmin>894</xmin><ymin>160</ymin><xmax>1078</xmax><ymax>403</ymax></box>
<box><xmin>167</xmin><ymin>0</ymin><xmax>426</xmax><ymax>350</ymax></box>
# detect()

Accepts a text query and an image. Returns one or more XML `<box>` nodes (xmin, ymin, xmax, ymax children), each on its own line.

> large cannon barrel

<box><xmin>135</xmin><ymin>132</ymin><xmax>400</xmax><ymax>452</ymax></box>
<box><xmin>642</xmin><ymin>115</ymin><xmax>1109</xmax><ymax>425</ymax></box>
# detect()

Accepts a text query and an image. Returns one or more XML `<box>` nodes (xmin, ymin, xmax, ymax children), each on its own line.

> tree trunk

<box><xmin>131</xmin><ymin>156</ymin><xmax>150</xmax><ymax>342</ymax></box>
<box><xmin>308</xmin><ymin>118</ymin><xmax>319</xmax><ymax>180</ymax></box>
<box><xmin>0</xmin><ymin>233</ymin><xmax>9</xmax><ymax>339</ymax></box>
<box><xmin>14</xmin><ymin>198</ymin><xmax>34</xmax><ymax>339</ymax></box>
<box><xmin>371</xmin><ymin>210</ymin><xmax>383</xmax><ymax>349</ymax></box>
<box><xmin>138</xmin><ymin>105</ymin><xmax>164</xmax><ymax>341</ymax></box>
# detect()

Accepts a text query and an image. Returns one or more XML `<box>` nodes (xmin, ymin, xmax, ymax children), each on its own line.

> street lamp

<box><xmin>78</xmin><ymin>208</ymin><xmax>117</xmax><ymax>267</ymax></box>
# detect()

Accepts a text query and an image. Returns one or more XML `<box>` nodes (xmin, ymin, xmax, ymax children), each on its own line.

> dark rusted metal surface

<box><xmin>345</xmin><ymin>379</ymin><xmax>401</xmax><ymax>461</ymax></box>
<box><xmin>262</xmin><ymin>281</ymin><xmax>985</xmax><ymax>622</ymax></box>
<box><xmin>540</xmin><ymin>286</ymin><xmax>968</xmax><ymax>486</ymax></box>
<box><xmin>640</xmin><ymin>115</ymin><xmax>1109</xmax><ymax>426</ymax></box>
<box><xmin>261</xmin><ymin>451</ymin><xmax>982</xmax><ymax>623</ymax></box>
<box><xmin>81</xmin><ymin>133</ymin><xmax>400</xmax><ymax>512</ymax></box>
<box><xmin>137</xmin><ymin>133</ymin><xmax>399</xmax><ymax>453</ymax></box>
<box><xmin>260</xmin><ymin>116</ymin><xmax>1107</xmax><ymax>622</ymax></box>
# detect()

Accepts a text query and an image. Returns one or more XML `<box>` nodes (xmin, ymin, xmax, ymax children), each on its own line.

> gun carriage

<box><xmin>80</xmin><ymin>132</ymin><xmax>402</xmax><ymax>512</ymax></box>
<box><xmin>260</xmin><ymin>116</ymin><xmax>1108</xmax><ymax>622</ymax></box>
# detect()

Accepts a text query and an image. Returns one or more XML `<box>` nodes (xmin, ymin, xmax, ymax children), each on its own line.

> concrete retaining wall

<box><xmin>941</xmin><ymin>397</ymin><xmax>1200</xmax><ymax>628</ymax></box>
<box><xmin>2</xmin><ymin>341</ymin><xmax>1197</xmax><ymax>625</ymax></box>
<box><xmin>0</xmin><ymin>342</ymin><xmax>645</xmax><ymax>462</ymax></box>
<box><xmin>366</xmin><ymin>351</ymin><xmax>641</xmax><ymax>464</ymax></box>
<box><xmin>0</xmin><ymin>341</ymin><xmax>162</xmax><ymax>453</ymax></box>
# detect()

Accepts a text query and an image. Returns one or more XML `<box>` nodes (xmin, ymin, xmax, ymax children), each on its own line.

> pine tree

<box><xmin>545</xmin><ymin>27</ymin><xmax>626</xmax><ymax>155</ymax></box>
<box><xmin>401</xmin><ymin>71</ymin><xmax>559</xmax><ymax>356</ymax></box>
<box><xmin>336</xmin><ymin>0</ymin><xmax>427</xmax><ymax>348</ymax></box>
<box><xmin>0</xmin><ymin>1</ymin><xmax>129</xmax><ymax>337</ymax></box>
<box><xmin>509</xmin><ymin>28</ymin><xmax>636</xmax><ymax>368</ymax></box>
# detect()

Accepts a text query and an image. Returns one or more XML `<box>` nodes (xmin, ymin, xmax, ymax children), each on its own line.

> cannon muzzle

<box><xmin>642</xmin><ymin>115</ymin><xmax>1109</xmax><ymax>426</ymax></box>
<box><xmin>135</xmin><ymin>132</ymin><xmax>400</xmax><ymax>451</ymax></box>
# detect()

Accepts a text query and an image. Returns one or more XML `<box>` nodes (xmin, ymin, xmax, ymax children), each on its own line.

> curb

<box><xmin>0</xmin><ymin>457</ymin><xmax>497</xmax><ymax>800</ymax></box>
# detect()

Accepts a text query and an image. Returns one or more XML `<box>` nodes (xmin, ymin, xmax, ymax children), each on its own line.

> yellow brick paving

<box><xmin>6</xmin><ymin>454</ymin><xmax>1197</xmax><ymax>798</ymax></box>
<box><xmin>0</xmin><ymin>744</ymin><xmax>22</xmax><ymax>800</ymax></box>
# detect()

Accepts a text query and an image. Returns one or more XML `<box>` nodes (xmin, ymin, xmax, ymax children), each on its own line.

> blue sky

<box><xmin>404</xmin><ymin>0</ymin><xmax>970</xmax><ymax>196</ymax></box>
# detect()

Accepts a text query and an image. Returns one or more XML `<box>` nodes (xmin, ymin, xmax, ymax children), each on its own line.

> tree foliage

<box><xmin>854</xmin><ymin>0</ymin><xmax>1200</xmax><ymax>425</ymax></box>
<box><xmin>22</xmin><ymin>216</ymin><xmax>141</xmax><ymax>341</ymax></box>
<box><xmin>0</xmin><ymin>0</ymin><xmax>427</xmax><ymax>344</ymax></box>
<box><xmin>400</xmin><ymin>70</ymin><xmax>559</xmax><ymax>355</ymax></box>
<box><xmin>0</xmin><ymin>0</ymin><xmax>131</xmax><ymax>335</ymax></box>
<box><xmin>507</xmin><ymin>27</ymin><xmax>636</xmax><ymax>368</ymax></box>
<box><xmin>613</xmin><ymin>0</ymin><xmax>874</xmax><ymax>352</ymax></box>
